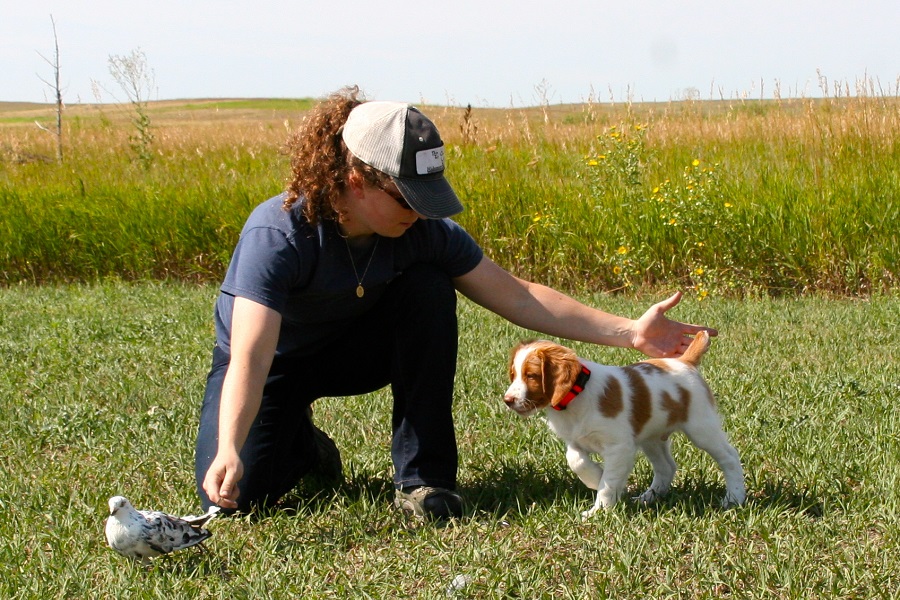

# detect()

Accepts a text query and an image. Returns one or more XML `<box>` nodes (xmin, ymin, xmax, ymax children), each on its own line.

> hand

<box><xmin>202</xmin><ymin>451</ymin><xmax>243</xmax><ymax>510</ymax></box>
<box><xmin>631</xmin><ymin>291</ymin><xmax>718</xmax><ymax>358</ymax></box>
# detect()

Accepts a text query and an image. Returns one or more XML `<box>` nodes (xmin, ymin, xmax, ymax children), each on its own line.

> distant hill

<box><xmin>0</xmin><ymin>102</ymin><xmax>50</xmax><ymax>112</ymax></box>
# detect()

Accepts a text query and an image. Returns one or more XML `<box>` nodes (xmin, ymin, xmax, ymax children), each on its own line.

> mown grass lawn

<box><xmin>1</xmin><ymin>282</ymin><xmax>897</xmax><ymax>598</ymax></box>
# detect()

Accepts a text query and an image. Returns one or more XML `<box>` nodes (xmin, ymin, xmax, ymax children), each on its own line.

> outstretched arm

<box><xmin>454</xmin><ymin>257</ymin><xmax>716</xmax><ymax>358</ymax></box>
<box><xmin>202</xmin><ymin>296</ymin><xmax>281</xmax><ymax>509</ymax></box>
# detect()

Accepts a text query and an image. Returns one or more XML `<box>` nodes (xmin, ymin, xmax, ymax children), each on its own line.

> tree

<box><xmin>108</xmin><ymin>47</ymin><xmax>156</xmax><ymax>168</ymax></box>
<box><xmin>35</xmin><ymin>14</ymin><xmax>64</xmax><ymax>162</ymax></box>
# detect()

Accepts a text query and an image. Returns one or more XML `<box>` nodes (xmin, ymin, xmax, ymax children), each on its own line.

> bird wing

<box><xmin>179</xmin><ymin>505</ymin><xmax>221</xmax><ymax>527</ymax></box>
<box><xmin>140</xmin><ymin>510</ymin><xmax>213</xmax><ymax>554</ymax></box>
<box><xmin>106</xmin><ymin>513</ymin><xmax>161</xmax><ymax>563</ymax></box>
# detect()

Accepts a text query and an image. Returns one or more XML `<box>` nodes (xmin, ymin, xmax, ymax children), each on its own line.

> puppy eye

<box><xmin>525</xmin><ymin>374</ymin><xmax>540</xmax><ymax>381</ymax></box>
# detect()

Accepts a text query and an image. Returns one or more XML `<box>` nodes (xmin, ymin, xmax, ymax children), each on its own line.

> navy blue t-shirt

<box><xmin>214</xmin><ymin>194</ymin><xmax>483</xmax><ymax>356</ymax></box>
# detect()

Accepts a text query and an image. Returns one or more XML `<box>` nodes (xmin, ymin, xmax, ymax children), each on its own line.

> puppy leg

<box><xmin>566</xmin><ymin>444</ymin><xmax>603</xmax><ymax>490</ymax></box>
<box><xmin>583</xmin><ymin>443</ymin><xmax>637</xmax><ymax>518</ymax></box>
<box><xmin>683</xmin><ymin>425</ymin><xmax>746</xmax><ymax>508</ymax></box>
<box><xmin>637</xmin><ymin>437</ymin><xmax>676</xmax><ymax>504</ymax></box>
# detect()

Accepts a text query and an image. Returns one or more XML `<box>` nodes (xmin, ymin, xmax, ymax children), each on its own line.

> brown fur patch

<box><xmin>599</xmin><ymin>376</ymin><xmax>624</xmax><ymax>418</ymax></box>
<box><xmin>538</xmin><ymin>344</ymin><xmax>581</xmax><ymax>408</ymax></box>
<box><xmin>623</xmin><ymin>366</ymin><xmax>652</xmax><ymax>435</ymax></box>
<box><xmin>511</xmin><ymin>341</ymin><xmax>582</xmax><ymax>410</ymax></box>
<box><xmin>661</xmin><ymin>386</ymin><xmax>691</xmax><ymax>426</ymax></box>
<box><xmin>521</xmin><ymin>353</ymin><xmax>549</xmax><ymax>406</ymax></box>
<box><xmin>639</xmin><ymin>359</ymin><xmax>675</xmax><ymax>372</ymax></box>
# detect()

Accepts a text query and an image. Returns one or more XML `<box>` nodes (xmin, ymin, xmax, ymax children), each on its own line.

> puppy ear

<box><xmin>540</xmin><ymin>344</ymin><xmax>582</xmax><ymax>408</ymax></box>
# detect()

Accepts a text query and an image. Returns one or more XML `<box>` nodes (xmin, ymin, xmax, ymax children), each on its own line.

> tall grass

<box><xmin>1</xmin><ymin>94</ymin><xmax>898</xmax><ymax>294</ymax></box>
<box><xmin>443</xmin><ymin>96</ymin><xmax>899</xmax><ymax>296</ymax></box>
<box><xmin>1</xmin><ymin>111</ymin><xmax>288</xmax><ymax>281</ymax></box>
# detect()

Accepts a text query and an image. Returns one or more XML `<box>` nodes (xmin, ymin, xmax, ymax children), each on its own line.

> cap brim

<box><xmin>393</xmin><ymin>175</ymin><xmax>464</xmax><ymax>219</ymax></box>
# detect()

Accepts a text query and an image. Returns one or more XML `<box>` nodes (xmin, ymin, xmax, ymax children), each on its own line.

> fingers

<box><xmin>634</xmin><ymin>291</ymin><xmax>718</xmax><ymax>358</ymax></box>
<box><xmin>682</xmin><ymin>323</ymin><xmax>719</xmax><ymax>337</ymax></box>
<box><xmin>218</xmin><ymin>468</ymin><xmax>241</xmax><ymax>509</ymax></box>
<box><xmin>203</xmin><ymin>461</ymin><xmax>240</xmax><ymax>509</ymax></box>
<box><xmin>668</xmin><ymin>333</ymin><xmax>700</xmax><ymax>358</ymax></box>
<box><xmin>653</xmin><ymin>291</ymin><xmax>683</xmax><ymax>313</ymax></box>
<box><xmin>657</xmin><ymin>291</ymin><xmax>718</xmax><ymax>337</ymax></box>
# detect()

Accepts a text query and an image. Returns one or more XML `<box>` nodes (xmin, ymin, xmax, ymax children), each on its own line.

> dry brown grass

<box><xmin>5</xmin><ymin>94</ymin><xmax>898</xmax><ymax>158</ymax></box>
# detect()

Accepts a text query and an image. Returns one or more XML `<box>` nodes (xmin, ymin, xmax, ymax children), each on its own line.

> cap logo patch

<box><xmin>415</xmin><ymin>146</ymin><xmax>445</xmax><ymax>175</ymax></box>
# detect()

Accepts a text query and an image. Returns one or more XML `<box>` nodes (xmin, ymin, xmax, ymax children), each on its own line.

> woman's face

<box><xmin>339</xmin><ymin>176</ymin><xmax>421</xmax><ymax>238</ymax></box>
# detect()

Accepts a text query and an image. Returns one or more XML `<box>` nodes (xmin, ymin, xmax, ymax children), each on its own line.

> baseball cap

<box><xmin>342</xmin><ymin>101</ymin><xmax>464</xmax><ymax>219</ymax></box>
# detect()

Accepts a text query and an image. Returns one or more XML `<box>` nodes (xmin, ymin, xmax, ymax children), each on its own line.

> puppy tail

<box><xmin>679</xmin><ymin>330</ymin><xmax>710</xmax><ymax>366</ymax></box>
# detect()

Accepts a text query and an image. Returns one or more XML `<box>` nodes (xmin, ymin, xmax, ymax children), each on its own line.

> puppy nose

<box><xmin>503</xmin><ymin>395</ymin><xmax>516</xmax><ymax>406</ymax></box>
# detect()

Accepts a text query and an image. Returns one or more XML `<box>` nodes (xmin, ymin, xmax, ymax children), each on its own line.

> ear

<box><xmin>540</xmin><ymin>345</ymin><xmax>581</xmax><ymax>408</ymax></box>
<box><xmin>346</xmin><ymin>169</ymin><xmax>367</xmax><ymax>198</ymax></box>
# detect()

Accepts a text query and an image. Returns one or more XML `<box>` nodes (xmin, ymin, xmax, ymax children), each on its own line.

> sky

<box><xmin>3</xmin><ymin>0</ymin><xmax>899</xmax><ymax>107</ymax></box>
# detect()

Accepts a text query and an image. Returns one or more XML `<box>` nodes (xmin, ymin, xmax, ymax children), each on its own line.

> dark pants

<box><xmin>194</xmin><ymin>265</ymin><xmax>460</xmax><ymax>511</ymax></box>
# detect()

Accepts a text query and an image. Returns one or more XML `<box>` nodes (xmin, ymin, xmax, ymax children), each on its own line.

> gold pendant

<box><xmin>356</xmin><ymin>285</ymin><xmax>365</xmax><ymax>298</ymax></box>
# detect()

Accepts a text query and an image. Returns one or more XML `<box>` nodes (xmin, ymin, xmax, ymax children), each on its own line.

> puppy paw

<box><xmin>721</xmin><ymin>493</ymin><xmax>746</xmax><ymax>509</ymax></box>
<box><xmin>581</xmin><ymin>507</ymin><xmax>599</xmax><ymax>521</ymax></box>
<box><xmin>636</xmin><ymin>489</ymin><xmax>659</xmax><ymax>505</ymax></box>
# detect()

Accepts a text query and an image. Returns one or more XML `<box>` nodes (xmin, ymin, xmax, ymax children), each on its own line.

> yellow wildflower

<box><xmin>587</xmin><ymin>160</ymin><xmax>599</xmax><ymax>166</ymax></box>
<box><xmin>724</xmin><ymin>202</ymin><xmax>733</xmax><ymax>208</ymax></box>
<box><xmin>694</xmin><ymin>267</ymin><xmax>705</xmax><ymax>276</ymax></box>
<box><xmin>692</xmin><ymin>159</ymin><xmax>701</xmax><ymax>167</ymax></box>
<box><xmin>617</xmin><ymin>246</ymin><xmax>628</xmax><ymax>255</ymax></box>
<box><xmin>613</xmin><ymin>266</ymin><xmax>622</xmax><ymax>275</ymax></box>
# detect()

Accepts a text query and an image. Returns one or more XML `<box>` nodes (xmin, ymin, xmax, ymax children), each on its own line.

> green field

<box><xmin>1</xmin><ymin>96</ymin><xmax>898</xmax><ymax>597</ymax></box>
<box><xmin>0</xmin><ymin>283</ymin><xmax>897</xmax><ymax>598</ymax></box>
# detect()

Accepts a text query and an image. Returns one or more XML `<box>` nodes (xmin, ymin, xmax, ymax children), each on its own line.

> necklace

<box><xmin>343</xmin><ymin>236</ymin><xmax>380</xmax><ymax>298</ymax></box>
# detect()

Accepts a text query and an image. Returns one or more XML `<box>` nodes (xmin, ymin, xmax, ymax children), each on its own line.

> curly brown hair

<box><xmin>283</xmin><ymin>85</ymin><xmax>392</xmax><ymax>225</ymax></box>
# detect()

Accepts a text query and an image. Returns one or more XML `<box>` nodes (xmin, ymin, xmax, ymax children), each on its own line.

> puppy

<box><xmin>504</xmin><ymin>331</ymin><xmax>745</xmax><ymax>517</ymax></box>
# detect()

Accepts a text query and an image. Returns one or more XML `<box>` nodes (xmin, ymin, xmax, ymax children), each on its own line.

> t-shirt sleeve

<box><xmin>220</xmin><ymin>226</ymin><xmax>305</xmax><ymax>312</ymax></box>
<box><xmin>427</xmin><ymin>218</ymin><xmax>484</xmax><ymax>277</ymax></box>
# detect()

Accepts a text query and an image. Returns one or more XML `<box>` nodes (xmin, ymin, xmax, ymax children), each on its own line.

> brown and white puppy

<box><xmin>504</xmin><ymin>331</ymin><xmax>745</xmax><ymax>518</ymax></box>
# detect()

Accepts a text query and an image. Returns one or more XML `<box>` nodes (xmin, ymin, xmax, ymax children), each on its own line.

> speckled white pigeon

<box><xmin>105</xmin><ymin>496</ymin><xmax>220</xmax><ymax>564</ymax></box>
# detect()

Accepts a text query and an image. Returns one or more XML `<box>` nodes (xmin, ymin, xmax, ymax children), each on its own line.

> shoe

<box><xmin>305</xmin><ymin>407</ymin><xmax>343</xmax><ymax>486</ymax></box>
<box><xmin>394</xmin><ymin>486</ymin><xmax>463</xmax><ymax>521</ymax></box>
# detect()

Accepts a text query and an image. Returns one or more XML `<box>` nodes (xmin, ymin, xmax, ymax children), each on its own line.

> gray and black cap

<box><xmin>342</xmin><ymin>101</ymin><xmax>464</xmax><ymax>219</ymax></box>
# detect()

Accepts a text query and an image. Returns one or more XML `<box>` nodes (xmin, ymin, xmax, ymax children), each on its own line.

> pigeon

<box><xmin>105</xmin><ymin>496</ymin><xmax>221</xmax><ymax>564</ymax></box>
